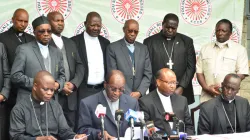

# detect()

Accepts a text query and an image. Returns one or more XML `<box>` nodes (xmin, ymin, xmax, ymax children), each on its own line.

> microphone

<box><xmin>125</xmin><ymin>109</ymin><xmax>137</xmax><ymax>139</ymax></box>
<box><xmin>95</xmin><ymin>104</ymin><xmax>106</xmax><ymax>140</ymax></box>
<box><xmin>115</xmin><ymin>109</ymin><xmax>124</xmax><ymax>122</ymax></box>
<box><xmin>137</xmin><ymin>111</ymin><xmax>146</xmax><ymax>126</ymax></box>
<box><xmin>95</xmin><ymin>104</ymin><xmax>106</xmax><ymax>118</ymax></box>
<box><xmin>163</xmin><ymin>112</ymin><xmax>179</xmax><ymax>122</ymax></box>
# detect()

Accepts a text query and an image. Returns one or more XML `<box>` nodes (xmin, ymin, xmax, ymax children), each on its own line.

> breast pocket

<box><xmin>202</xmin><ymin>57</ymin><xmax>213</xmax><ymax>72</ymax></box>
<box><xmin>222</xmin><ymin>56</ymin><xmax>236</xmax><ymax>72</ymax></box>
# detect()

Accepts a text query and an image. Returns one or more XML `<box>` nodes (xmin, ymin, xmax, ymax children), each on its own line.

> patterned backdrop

<box><xmin>0</xmin><ymin>0</ymin><xmax>245</xmax><ymax>95</ymax></box>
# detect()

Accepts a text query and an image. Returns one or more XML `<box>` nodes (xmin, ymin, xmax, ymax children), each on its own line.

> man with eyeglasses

<box><xmin>139</xmin><ymin>68</ymin><xmax>194</xmax><ymax>136</ymax></box>
<box><xmin>11</xmin><ymin>16</ymin><xmax>65</xmax><ymax>102</ymax></box>
<box><xmin>78</xmin><ymin>70</ymin><xmax>139</xmax><ymax>139</ymax></box>
<box><xmin>106</xmin><ymin>19</ymin><xmax>152</xmax><ymax>99</ymax></box>
<box><xmin>198</xmin><ymin>73</ymin><xmax>250</xmax><ymax>134</ymax></box>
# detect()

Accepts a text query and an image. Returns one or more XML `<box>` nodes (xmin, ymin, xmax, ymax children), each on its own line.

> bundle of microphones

<box><xmin>95</xmin><ymin>104</ymin><xmax>188</xmax><ymax>140</ymax></box>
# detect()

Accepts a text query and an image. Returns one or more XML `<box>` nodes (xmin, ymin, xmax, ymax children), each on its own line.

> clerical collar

<box><xmin>160</xmin><ymin>30</ymin><xmax>176</xmax><ymax>41</ymax></box>
<box><xmin>220</xmin><ymin>94</ymin><xmax>235</xmax><ymax>104</ymax></box>
<box><xmin>31</xmin><ymin>95</ymin><xmax>45</xmax><ymax>106</ymax></box>
<box><xmin>11</xmin><ymin>27</ymin><xmax>24</xmax><ymax>36</ymax></box>
<box><xmin>103</xmin><ymin>90</ymin><xmax>119</xmax><ymax>103</ymax></box>
<box><xmin>124</xmin><ymin>38</ymin><xmax>135</xmax><ymax>46</ymax></box>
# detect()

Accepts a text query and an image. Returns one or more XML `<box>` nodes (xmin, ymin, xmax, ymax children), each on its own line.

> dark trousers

<box><xmin>0</xmin><ymin>103</ymin><xmax>10</xmax><ymax>140</ymax></box>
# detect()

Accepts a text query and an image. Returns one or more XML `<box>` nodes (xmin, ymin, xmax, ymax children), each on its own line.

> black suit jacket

<box><xmin>198</xmin><ymin>96</ymin><xmax>250</xmax><ymax>134</ymax></box>
<box><xmin>0</xmin><ymin>43</ymin><xmax>10</xmax><ymax>100</ymax></box>
<box><xmin>143</xmin><ymin>31</ymin><xmax>196</xmax><ymax>104</ymax></box>
<box><xmin>0</xmin><ymin>27</ymin><xmax>34</xmax><ymax>106</ymax></box>
<box><xmin>50</xmin><ymin>36</ymin><xmax>84</xmax><ymax>110</ymax></box>
<box><xmin>139</xmin><ymin>90</ymin><xmax>194</xmax><ymax>135</ymax></box>
<box><xmin>71</xmin><ymin>32</ymin><xmax>110</xmax><ymax>84</ymax></box>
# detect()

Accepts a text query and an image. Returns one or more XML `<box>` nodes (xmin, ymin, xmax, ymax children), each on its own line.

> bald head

<box><xmin>33</xmin><ymin>71</ymin><xmax>55</xmax><ymax>102</ymax></box>
<box><xmin>47</xmin><ymin>11</ymin><xmax>63</xmax><ymax>21</ymax></box>
<box><xmin>12</xmin><ymin>8</ymin><xmax>29</xmax><ymax>32</ymax></box>
<box><xmin>123</xmin><ymin>19</ymin><xmax>138</xmax><ymax>29</ymax></box>
<box><xmin>106</xmin><ymin>70</ymin><xmax>125</xmax><ymax>83</ymax></box>
<box><xmin>156</xmin><ymin>68</ymin><xmax>176</xmax><ymax>80</ymax></box>
<box><xmin>221</xmin><ymin>73</ymin><xmax>241</xmax><ymax>101</ymax></box>
<box><xmin>34</xmin><ymin>70</ymin><xmax>54</xmax><ymax>85</ymax></box>
<box><xmin>47</xmin><ymin>11</ymin><xmax>64</xmax><ymax>35</ymax></box>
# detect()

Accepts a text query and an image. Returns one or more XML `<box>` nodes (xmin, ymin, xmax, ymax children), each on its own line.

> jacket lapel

<box><xmin>119</xmin><ymin>94</ymin><xmax>128</xmax><ymax>128</ymax></box>
<box><xmin>120</xmin><ymin>39</ymin><xmax>133</xmax><ymax>74</ymax></box>
<box><xmin>235</xmin><ymin>96</ymin><xmax>245</xmax><ymax>132</ymax></box>
<box><xmin>32</xmin><ymin>42</ymin><xmax>46</xmax><ymax>70</ymax></box>
<box><xmin>172</xmin><ymin>34</ymin><xmax>181</xmax><ymax>71</ymax></box>
<box><xmin>215</xmin><ymin>98</ymin><xmax>227</xmax><ymax>133</ymax></box>
<box><xmin>170</xmin><ymin>94</ymin><xmax>178</xmax><ymax>131</ymax></box>
<box><xmin>48</xmin><ymin>45</ymin><xmax>56</xmax><ymax>77</ymax></box>
<box><xmin>134</xmin><ymin>42</ymin><xmax>140</xmax><ymax>75</ymax></box>
<box><xmin>79</xmin><ymin>33</ymin><xmax>88</xmax><ymax>66</ymax></box>
<box><xmin>62</xmin><ymin>37</ymin><xmax>72</xmax><ymax>74</ymax></box>
<box><xmin>98</xmin><ymin>91</ymin><xmax>116</xmax><ymax>126</ymax></box>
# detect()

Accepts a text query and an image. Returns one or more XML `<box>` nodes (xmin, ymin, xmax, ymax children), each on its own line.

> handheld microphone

<box><xmin>137</xmin><ymin>111</ymin><xmax>146</xmax><ymax>126</ymax></box>
<box><xmin>125</xmin><ymin>109</ymin><xmax>137</xmax><ymax>139</ymax></box>
<box><xmin>115</xmin><ymin>109</ymin><xmax>124</xmax><ymax>122</ymax></box>
<box><xmin>95</xmin><ymin>104</ymin><xmax>106</xmax><ymax>140</ymax></box>
<box><xmin>146</xmin><ymin>121</ymin><xmax>162</xmax><ymax>139</ymax></box>
<box><xmin>163</xmin><ymin>112</ymin><xmax>178</xmax><ymax>122</ymax></box>
<box><xmin>95</xmin><ymin>104</ymin><xmax>106</xmax><ymax>118</ymax></box>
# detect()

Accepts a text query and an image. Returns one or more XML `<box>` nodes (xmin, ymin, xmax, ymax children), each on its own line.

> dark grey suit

<box><xmin>11</xmin><ymin>41</ymin><xmax>65</xmax><ymax>101</ymax></box>
<box><xmin>0</xmin><ymin>42</ymin><xmax>11</xmax><ymax>140</ymax></box>
<box><xmin>139</xmin><ymin>90</ymin><xmax>194</xmax><ymax>135</ymax></box>
<box><xmin>198</xmin><ymin>96</ymin><xmax>250</xmax><ymax>134</ymax></box>
<box><xmin>106</xmin><ymin>39</ymin><xmax>152</xmax><ymax>95</ymax></box>
<box><xmin>78</xmin><ymin>91</ymin><xmax>139</xmax><ymax>140</ymax></box>
<box><xmin>50</xmin><ymin>36</ymin><xmax>84</xmax><ymax>130</ymax></box>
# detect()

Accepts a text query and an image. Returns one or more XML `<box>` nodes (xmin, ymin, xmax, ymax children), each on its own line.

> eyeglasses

<box><xmin>36</xmin><ymin>30</ymin><xmax>52</xmax><ymax>35</ymax></box>
<box><xmin>158</xmin><ymin>79</ymin><xmax>179</xmax><ymax>85</ymax></box>
<box><xmin>107</xmin><ymin>85</ymin><xmax>125</xmax><ymax>93</ymax></box>
<box><xmin>127</xmin><ymin>30</ymin><xmax>139</xmax><ymax>34</ymax></box>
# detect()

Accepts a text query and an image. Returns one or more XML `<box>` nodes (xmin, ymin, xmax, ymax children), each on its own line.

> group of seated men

<box><xmin>0</xmin><ymin>6</ymin><xmax>249</xmax><ymax>140</ymax></box>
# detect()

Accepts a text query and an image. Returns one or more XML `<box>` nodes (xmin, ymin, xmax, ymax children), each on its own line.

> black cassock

<box><xmin>143</xmin><ymin>31</ymin><xmax>196</xmax><ymax>104</ymax></box>
<box><xmin>10</xmin><ymin>96</ymin><xmax>76</xmax><ymax>140</ymax></box>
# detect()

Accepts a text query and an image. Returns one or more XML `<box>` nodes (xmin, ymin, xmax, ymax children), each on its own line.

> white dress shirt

<box><xmin>157</xmin><ymin>88</ymin><xmax>173</xmax><ymax>129</ymax></box>
<box><xmin>103</xmin><ymin>90</ymin><xmax>119</xmax><ymax>120</ymax></box>
<box><xmin>52</xmin><ymin>34</ymin><xmax>64</xmax><ymax>49</ymax></box>
<box><xmin>84</xmin><ymin>32</ymin><xmax>105</xmax><ymax>85</ymax></box>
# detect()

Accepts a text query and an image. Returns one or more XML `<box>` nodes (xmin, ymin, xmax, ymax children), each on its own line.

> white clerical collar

<box><xmin>215</xmin><ymin>40</ymin><xmax>230</xmax><ymax>48</ymax></box>
<box><xmin>221</xmin><ymin>94</ymin><xmax>235</xmax><ymax>103</ymax></box>
<box><xmin>84</xmin><ymin>31</ymin><xmax>98</xmax><ymax>40</ymax></box>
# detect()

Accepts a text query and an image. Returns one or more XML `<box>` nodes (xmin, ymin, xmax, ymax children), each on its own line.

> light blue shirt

<box><xmin>124</xmin><ymin>38</ymin><xmax>135</xmax><ymax>53</ymax></box>
<box><xmin>37</xmin><ymin>42</ymin><xmax>49</xmax><ymax>58</ymax></box>
<box><xmin>103</xmin><ymin>90</ymin><xmax>119</xmax><ymax>120</ymax></box>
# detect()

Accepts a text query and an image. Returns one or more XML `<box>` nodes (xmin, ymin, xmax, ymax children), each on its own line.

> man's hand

<box><xmin>98</xmin><ymin>131</ymin><xmax>115</xmax><ymax>140</ymax></box>
<box><xmin>36</xmin><ymin>136</ymin><xmax>57</xmax><ymax>140</ymax></box>
<box><xmin>0</xmin><ymin>94</ymin><xmax>5</xmax><ymax>102</ymax></box>
<box><xmin>205</xmin><ymin>84</ymin><xmax>220</xmax><ymax>97</ymax></box>
<box><xmin>75</xmin><ymin>134</ymin><xmax>88</xmax><ymax>140</ymax></box>
<box><xmin>175</xmin><ymin>87</ymin><xmax>183</xmax><ymax>95</ymax></box>
<box><xmin>130</xmin><ymin>92</ymin><xmax>141</xmax><ymax>99</ymax></box>
<box><xmin>63</xmin><ymin>82</ymin><xmax>74</xmax><ymax>96</ymax></box>
<box><xmin>54</xmin><ymin>82</ymin><xmax>60</xmax><ymax>91</ymax></box>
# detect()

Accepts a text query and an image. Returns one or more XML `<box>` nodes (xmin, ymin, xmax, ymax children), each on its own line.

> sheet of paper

<box><xmin>67</xmin><ymin>134</ymin><xmax>90</xmax><ymax>140</ymax></box>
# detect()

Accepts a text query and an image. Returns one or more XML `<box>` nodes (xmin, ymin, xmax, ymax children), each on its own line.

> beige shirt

<box><xmin>196</xmin><ymin>40</ymin><xmax>249</xmax><ymax>103</ymax></box>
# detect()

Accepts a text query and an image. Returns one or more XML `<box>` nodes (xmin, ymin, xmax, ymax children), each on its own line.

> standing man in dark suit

<box><xmin>106</xmin><ymin>19</ymin><xmax>152</xmax><ymax>98</ymax></box>
<box><xmin>0</xmin><ymin>43</ymin><xmax>11</xmax><ymax>140</ymax></box>
<box><xmin>78</xmin><ymin>70</ymin><xmax>139</xmax><ymax>139</ymax></box>
<box><xmin>71</xmin><ymin>12</ymin><xmax>110</xmax><ymax>102</ymax></box>
<box><xmin>11</xmin><ymin>16</ymin><xmax>65</xmax><ymax>102</ymax></box>
<box><xmin>0</xmin><ymin>8</ymin><xmax>34</xmax><ymax>107</ymax></box>
<box><xmin>48</xmin><ymin>11</ymin><xmax>84</xmax><ymax>131</ymax></box>
<box><xmin>139</xmin><ymin>68</ymin><xmax>194</xmax><ymax>136</ymax></box>
<box><xmin>143</xmin><ymin>13</ymin><xmax>196</xmax><ymax>105</ymax></box>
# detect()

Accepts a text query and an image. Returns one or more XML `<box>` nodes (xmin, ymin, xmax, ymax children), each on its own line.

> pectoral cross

<box><xmin>167</xmin><ymin>59</ymin><xmax>174</xmax><ymax>69</ymax></box>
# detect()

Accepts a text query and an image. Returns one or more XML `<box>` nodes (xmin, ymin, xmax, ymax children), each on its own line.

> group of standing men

<box><xmin>0</xmin><ymin>7</ymin><xmax>249</xmax><ymax>140</ymax></box>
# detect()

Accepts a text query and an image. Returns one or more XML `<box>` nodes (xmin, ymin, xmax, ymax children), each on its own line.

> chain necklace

<box><xmin>30</xmin><ymin>95</ymin><xmax>49</xmax><ymax>136</ymax></box>
<box><xmin>162</xmin><ymin>41</ymin><xmax>175</xmax><ymax>69</ymax></box>
<box><xmin>221</xmin><ymin>102</ymin><xmax>236</xmax><ymax>133</ymax></box>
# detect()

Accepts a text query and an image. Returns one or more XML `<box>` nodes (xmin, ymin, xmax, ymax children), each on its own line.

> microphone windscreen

<box><xmin>125</xmin><ymin>109</ymin><xmax>137</xmax><ymax>122</ymax></box>
<box><xmin>115</xmin><ymin>109</ymin><xmax>124</xmax><ymax>121</ymax></box>
<box><xmin>95</xmin><ymin>104</ymin><xmax>106</xmax><ymax>118</ymax></box>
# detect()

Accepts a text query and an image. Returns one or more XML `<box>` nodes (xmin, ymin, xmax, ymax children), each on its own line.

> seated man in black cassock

<box><xmin>9</xmin><ymin>71</ymin><xmax>87</xmax><ymax>140</ymax></box>
<box><xmin>198</xmin><ymin>73</ymin><xmax>250</xmax><ymax>134</ymax></box>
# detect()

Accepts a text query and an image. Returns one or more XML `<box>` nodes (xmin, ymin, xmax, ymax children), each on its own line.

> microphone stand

<box><xmin>101</xmin><ymin>116</ymin><xmax>105</xmax><ymax>140</ymax></box>
<box><xmin>117</xmin><ymin>115</ymin><xmax>121</xmax><ymax>140</ymax></box>
<box><xmin>140</xmin><ymin>122</ymin><xmax>144</xmax><ymax>140</ymax></box>
<box><xmin>130</xmin><ymin>118</ymin><xmax>134</xmax><ymax>140</ymax></box>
